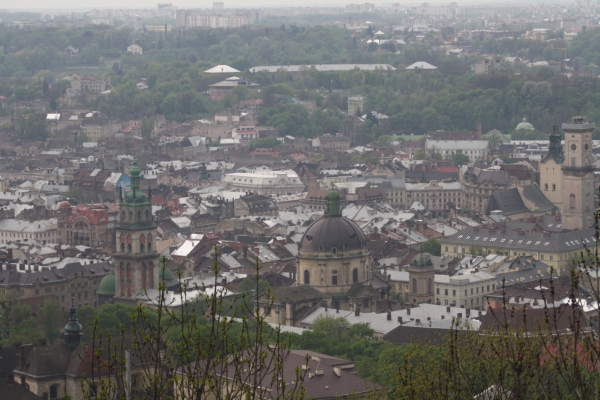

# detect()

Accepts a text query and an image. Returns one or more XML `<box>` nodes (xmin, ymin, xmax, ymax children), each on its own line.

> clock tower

<box><xmin>114</xmin><ymin>155</ymin><xmax>159</xmax><ymax>302</ymax></box>
<box><xmin>561</xmin><ymin>116</ymin><xmax>595</xmax><ymax>230</ymax></box>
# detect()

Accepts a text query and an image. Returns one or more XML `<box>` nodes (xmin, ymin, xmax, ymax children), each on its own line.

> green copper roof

<box><xmin>516</xmin><ymin>118</ymin><xmax>534</xmax><ymax>131</ymax></box>
<box><xmin>159</xmin><ymin>267</ymin><xmax>174</xmax><ymax>280</ymax></box>
<box><xmin>97</xmin><ymin>273</ymin><xmax>116</xmax><ymax>295</ymax></box>
<box><xmin>122</xmin><ymin>155</ymin><xmax>149</xmax><ymax>204</ymax></box>
<box><xmin>324</xmin><ymin>189</ymin><xmax>341</xmax><ymax>216</ymax></box>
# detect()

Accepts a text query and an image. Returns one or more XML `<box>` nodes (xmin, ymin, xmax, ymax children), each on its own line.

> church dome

<box><xmin>97</xmin><ymin>273</ymin><xmax>116</xmax><ymax>295</ymax></box>
<box><xmin>516</xmin><ymin>118</ymin><xmax>534</xmax><ymax>131</ymax></box>
<box><xmin>299</xmin><ymin>215</ymin><xmax>367</xmax><ymax>253</ymax></box>
<box><xmin>159</xmin><ymin>267</ymin><xmax>174</xmax><ymax>280</ymax></box>
<box><xmin>58</xmin><ymin>200</ymin><xmax>71</xmax><ymax>209</ymax></box>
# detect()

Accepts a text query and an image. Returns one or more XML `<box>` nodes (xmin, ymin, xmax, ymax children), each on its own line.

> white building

<box><xmin>127</xmin><ymin>45</ymin><xmax>143</xmax><ymax>55</ymax></box>
<box><xmin>0</xmin><ymin>218</ymin><xmax>58</xmax><ymax>244</ymax></box>
<box><xmin>222</xmin><ymin>169</ymin><xmax>305</xmax><ymax>195</ymax></box>
<box><xmin>435</xmin><ymin>271</ymin><xmax>497</xmax><ymax>309</ymax></box>
<box><xmin>426</xmin><ymin>140</ymin><xmax>489</xmax><ymax>162</ymax></box>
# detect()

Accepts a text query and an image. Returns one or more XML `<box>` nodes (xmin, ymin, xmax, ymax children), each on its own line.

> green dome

<box><xmin>516</xmin><ymin>118</ymin><xmax>534</xmax><ymax>131</ymax></box>
<box><xmin>410</xmin><ymin>253</ymin><xmax>434</xmax><ymax>269</ymax></box>
<box><xmin>97</xmin><ymin>273</ymin><xmax>116</xmax><ymax>295</ymax></box>
<box><xmin>159</xmin><ymin>268</ymin><xmax>174</xmax><ymax>280</ymax></box>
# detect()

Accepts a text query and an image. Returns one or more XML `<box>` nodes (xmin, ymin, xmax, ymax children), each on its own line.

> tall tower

<box><xmin>539</xmin><ymin>123</ymin><xmax>565</xmax><ymax>212</ymax></box>
<box><xmin>407</xmin><ymin>253</ymin><xmax>435</xmax><ymax>305</ymax></box>
<box><xmin>63</xmin><ymin>299</ymin><xmax>83</xmax><ymax>349</ymax></box>
<box><xmin>561</xmin><ymin>116</ymin><xmax>595</xmax><ymax>230</ymax></box>
<box><xmin>114</xmin><ymin>156</ymin><xmax>159</xmax><ymax>301</ymax></box>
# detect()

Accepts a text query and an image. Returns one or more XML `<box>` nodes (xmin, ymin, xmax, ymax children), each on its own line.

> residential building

<box><xmin>435</xmin><ymin>271</ymin><xmax>497</xmax><ymax>309</ymax></box>
<box><xmin>426</xmin><ymin>140</ymin><xmax>488</xmax><ymax>162</ymax></box>
<box><xmin>0</xmin><ymin>261</ymin><xmax>111</xmax><ymax>310</ymax></box>
<box><xmin>57</xmin><ymin>202</ymin><xmax>113</xmax><ymax>247</ymax></box>
<box><xmin>348</xmin><ymin>95</ymin><xmax>364</xmax><ymax>115</ymax></box>
<box><xmin>231</xmin><ymin>126</ymin><xmax>259</xmax><ymax>142</ymax></box>
<box><xmin>0</xmin><ymin>218</ymin><xmax>57</xmax><ymax>244</ymax></box>
<box><xmin>472</xmin><ymin>57</ymin><xmax>502</xmax><ymax>74</ymax></box>
<box><xmin>80</xmin><ymin>115</ymin><xmax>120</xmax><ymax>141</ymax></box>
<box><xmin>69</xmin><ymin>73</ymin><xmax>110</xmax><ymax>94</ymax></box>
<box><xmin>222</xmin><ymin>169</ymin><xmax>305</xmax><ymax>195</ymax></box>
<box><xmin>233</xmin><ymin>194</ymin><xmax>278</xmax><ymax>217</ymax></box>
<box><xmin>460</xmin><ymin>165</ymin><xmax>514</xmax><ymax>215</ymax></box>
<box><xmin>317</xmin><ymin>135</ymin><xmax>351</xmax><ymax>151</ymax></box>
<box><xmin>441</xmin><ymin>218</ymin><xmax>595</xmax><ymax>272</ymax></box>
<box><xmin>405</xmin><ymin>180</ymin><xmax>462</xmax><ymax>217</ymax></box>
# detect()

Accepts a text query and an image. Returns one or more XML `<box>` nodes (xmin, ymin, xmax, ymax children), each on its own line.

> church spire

<box><xmin>63</xmin><ymin>297</ymin><xmax>83</xmax><ymax>348</ymax></box>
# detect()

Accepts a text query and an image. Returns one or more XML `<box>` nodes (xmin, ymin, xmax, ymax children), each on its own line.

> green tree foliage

<box><xmin>420</xmin><ymin>239</ymin><xmax>441</xmax><ymax>256</ymax></box>
<box><xmin>452</xmin><ymin>150</ymin><xmax>470</xmax><ymax>167</ymax></box>
<box><xmin>37</xmin><ymin>298</ymin><xmax>61</xmax><ymax>343</ymax></box>
<box><xmin>16</xmin><ymin>114</ymin><xmax>48</xmax><ymax>140</ymax></box>
<box><xmin>141</xmin><ymin>117</ymin><xmax>155</xmax><ymax>138</ymax></box>
<box><xmin>312</xmin><ymin>314</ymin><xmax>351</xmax><ymax>339</ymax></box>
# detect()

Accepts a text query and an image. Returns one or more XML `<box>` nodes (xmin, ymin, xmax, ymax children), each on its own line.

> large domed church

<box><xmin>258</xmin><ymin>189</ymin><xmax>390</xmax><ymax>327</ymax></box>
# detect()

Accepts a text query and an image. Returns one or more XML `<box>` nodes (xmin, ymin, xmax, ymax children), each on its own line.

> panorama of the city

<box><xmin>0</xmin><ymin>1</ymin><xmax>600</xmax><ymax>399</ymax></box>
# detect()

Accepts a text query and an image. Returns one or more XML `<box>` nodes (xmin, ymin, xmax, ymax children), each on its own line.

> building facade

<box><xmin>222</xmin><ymin>169</ymin><xmax>305</xmax><ymax>195</ymax></box>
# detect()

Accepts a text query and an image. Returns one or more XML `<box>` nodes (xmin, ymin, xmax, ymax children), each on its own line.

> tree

<box><xmin>377</xmin><ymin>135</ymin><xmax>393</xmax><ymax>147</ymax></box>
<box><xmin>312</xmin><ymin>314</ymin><xmax>351</xmax><ymax>339</ymax></box>
<box><xmin>487</xmin><ymin>132</ymin><xmax>503</xmax><ymax>157</ymax></box>
<box><xmin>452</xmin><ymin>150</ymin><xmax>470</xmax><ymax>167</ymax></box>
<box><xmin>469</xmin><ymin>244</ymin><xmax>484</xmax><ymax>256</ymax></box>
<box><xmin>37</xmin><ymin>298</ymin><xmax>61</xmax><ymax>343</ymax></box>
<box><xmin>141</xmin><ymin>117</ymin><xmax>155</xmax><ymax>138</ymax></box>
<box><xmin>80</xmin><ymin>252</ymin><xmax>308</xmax><ymax>400</ymax></box>
<box><xmin>420</xmin><ymin>239</ymin><xmax>441</xmax><ymax>256</ymax></box>
<box><xmin>16</xmin><ymin>114</ymin><xmax>48</xmax><ymax>140</ymax></box>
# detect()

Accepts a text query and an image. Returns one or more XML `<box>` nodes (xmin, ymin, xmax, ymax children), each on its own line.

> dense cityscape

<box><xmin>0</xmin><ymin>1</ymin><xmax>600</xmax><ymax>399</ymax></box>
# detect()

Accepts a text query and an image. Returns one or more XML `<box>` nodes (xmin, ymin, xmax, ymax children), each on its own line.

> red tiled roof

<box><xmin>62</xmin><ymin>206</ymin><xmax>110</xmax><ymax>225</ymax></box>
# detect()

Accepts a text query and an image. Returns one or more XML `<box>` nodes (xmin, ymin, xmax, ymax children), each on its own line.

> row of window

<box><xmin>303</xmin><ymin>268</ymin><xmax>360</xmax><ymax>285</ymax></box>
<box><xmin>436</xmin><ymin>284</ymin><xmax>496</xmax><ymax>297</ymax></box>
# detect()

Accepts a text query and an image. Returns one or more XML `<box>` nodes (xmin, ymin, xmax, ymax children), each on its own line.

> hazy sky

<box><xmin>11</xmin><ymin>0</ymin><xmax>512</xmax><ymax>12</ymax></box>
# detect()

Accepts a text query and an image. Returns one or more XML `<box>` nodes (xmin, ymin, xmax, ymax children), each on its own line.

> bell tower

<box><xmin>114</xmin><ymin>155</ymin><xmax>159</xmax><ymax>302</ymax></box>
<box><xmin>562</xmin><ymin>116</ymin><xmax>595</xmax><ymax>230</ymax></box>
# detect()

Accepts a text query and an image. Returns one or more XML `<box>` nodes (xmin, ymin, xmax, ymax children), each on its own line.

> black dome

<box><xmin>299</xmin><ymin>215</ymin><xmax>367</xmax><ymax>252</ymax></box>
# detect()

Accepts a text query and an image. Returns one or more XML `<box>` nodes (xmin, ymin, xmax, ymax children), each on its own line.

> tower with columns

<box><xmin>561</xmin><ymin>116</ymin><xmax>595</xmax><ymax>230</ymax></box>
<box><xmin>114</xmin><ymin>155</ymin><xmax>158</xmax><ymax>302</ymax></box>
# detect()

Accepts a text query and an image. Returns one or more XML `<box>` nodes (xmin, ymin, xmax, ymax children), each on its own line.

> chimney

<box><xmin>538</xmin><ymin>216</ymin><xmax>543</xmax><ymax>222</ymax></box>
<box><xmin>15</xmin><ymin>343</ymin><xmax>24</xmax><ymax>370</ymax></box>
<box><xmin>473</xmin><ymin>227</ymin><xmax>478</xmax><ymax>231</ymax></box>
<box><xmin>407</xmin><ymin>308</ymin><xmax>411</xmax><ymax>315</ymax></box>
<box><xmin>543</xmin><ymin>232</ymin><xmax>550</xmax><ymax>237</ymax></box>
<box><xmin>478</xmin><ymin>310</ymin><xmax>482</xmax><ymax>317</ymax></box>
<box><xmin>415</xmin><ymin>319</ymin><xmax>421</xmax><ymax>324</ymax></box>
<box><xmin>555</xmin><ymin>214</ymin><xmax>560</xmax><ymax>221</ymax></box>
<box><xmin>336</xmin><ymin>307</ymin><xmax>339</xmax><ymax>313</ymax></box>
<box><xmin>387</xmin><ymin>311</ymin><xmax>392</xmax><ymax>321</ymax></box>
<box><xmin>398</xmin><ymin>316</ymin><xmax>403</xmax><ymax>324</ymax></box>
<box><xmin>355</xmin><ymin>307</ymin><xmax>360</xmax><ymax>317</ymax></box>
<box><xmin>466</xmin><ymin>308</ymin><xmax>470</xmax><ymax>317</ymax></box>
<box><xmin>477</xmin><ymin>122</ymin><xmax>482</xmax><ymax>138</ymax></box>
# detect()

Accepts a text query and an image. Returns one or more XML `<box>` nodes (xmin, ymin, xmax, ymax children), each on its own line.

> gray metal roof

<box><xmin>443</xmin><ymin>224</ymin><xmax>596</xmax><ymax>253</ymax></box>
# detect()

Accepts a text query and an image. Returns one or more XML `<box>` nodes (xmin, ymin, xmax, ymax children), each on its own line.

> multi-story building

<box><xmin>69</xmin><ymin>73</ymin><xmax>111</xmax><ymax>94</ymax></box>
<box><xmin>348</xmin><ymin>95</ymin><xmax>364</xmax><ymax>115</ymax></box>
<box><xmin>0</xmin><ymin>261</ymin><xmax>110</xmax><ymax>310</ymax></box>
<box><xmin>222</xmin><ymin>169</ymin><xmax>305</xmax><ymax>195</ymax></box>
<box><xmin>441</xmin><ymin>217</ymin><xmax>595</xmax><ymax>273</ymax></box>
<box><xmin>209</xmin><ymin>77</ymin><xmax>260</xmax><ymax>101</ymax></box>
<box><xmin>426</xmin><ymin>140</ymin><xmax>488</xmax><ymax>162</ymax></box>
<box><xmin>233</xmin><ymin>194</ymin><xmax>278</xmax><ymax>217</ymax></box>
<box><xmin>0</xmin><ymin>218</ymin><xmax>57</xmax><ymax>244</ymax></box>
<box><xmin>405</xmin><ymin>180</ymin><xmax>462</xmax><ymax>217</ymax></box>
<box><xmin>231</xmin><ymin>126</ymin><xmax>259</xmax><ymax>143</ymax></box>
<box><xmin>80</xmin><ymin>115</ymin><xmax>121</xmax><ymax>141</ymax></box>
<box><xmin>57</xmin><ymin>202</ymin><xmax>113</xmax><ymax>248</ymax></box>
<box><xmin>435</xmin><ymin>271</ymin><xmax>497</xmax><ymax>309</ymax></box>
<box><xmin>460</xmin><ymin>165</ymin><xmax>515</xmax><ymax>215</ymax></box>
<box><xmin>318</xmin><ymin>135</ymin><xmax>351</xmax><ymax>151</ymax></box>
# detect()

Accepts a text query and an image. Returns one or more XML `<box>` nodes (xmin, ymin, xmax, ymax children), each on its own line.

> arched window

<box><xmin>121</xmin><ymin>243</ymin><xmax>125</xmax><ymax>252</ymax></box>
<box><xmin>304</xmin><ymin>270</ymin><xmax>310</xmax><ymax>285</ymax></box>
<box><xmin>569</xmin><ymin>193</ymin><xmax>576</xmax><ymax>210</ymax></box>
<box><xmin>147</xmin><ymin>233</ymin><xmax>152</xmax><ymax>243</ymax></box>
<box><xmin>427</xmin><ymin>278</ymin><xmax>432</xmax><ymax>295</ymax></box>
<box><xmin>544</xmin><ymin>183</ymin><xmax>548</xmax><ymax>190</ymax></box>
<box><xmin>121</xmin><ymin>211</ymin><xmax>125</xmax><ymax>221</ymax></box>
<box><xmin>137</xmin><ymin>211</ymin><xmax>141</xmax><ymax>221</ymax></box>
<box><xmin>352</xmin><ymin>268</ymin><xmax>359</xmax><ymax>283</ymax></box>
<box><xmin>147</xmin><ymin>242</ymin><xmax>152</xmax><ymax>251</ymax></box>
<box><xmin>145</xmin><ymin>210</ymin><xmax>150</xmax><ymax>220</ymax></box>
<box><xmin>127</xmin><ymin>243</ymin><xmax>132</xmax><ymax>252</ymax></box>
<box><xmin>412</xmin><ymin>278</ymin><xmax>417</xmax><ymax>294</ymax></box>
<box><xmin>332</xmin><ymin>270</ymin><xmax>338</xmax><ymax>285</ymax></box>
<box><xmin>129</xmin><ymin>211</ymin><xmax>132</xmax><ymax>221</ymax></box>
<box><xmin>552</xmin><ymin>184</ymin><xmax>556</xmax><ymax>191</ymax></box>
<box><xmin>140</xmin><ymin>243</ymin><xmax>144</xmax><ymax>252</ymax></box>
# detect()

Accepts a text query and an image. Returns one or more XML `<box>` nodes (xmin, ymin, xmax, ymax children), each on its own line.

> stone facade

<box><xmin>114</xmin><ymin>157</ymin><xmax>159</xmax><ymax>302</ymax></box>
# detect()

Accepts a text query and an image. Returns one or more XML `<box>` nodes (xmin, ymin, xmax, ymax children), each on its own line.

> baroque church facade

<box><xmin>257</xmin><ymin>189</ymin><xmax>390</xmax><ymax>327</ymax></box>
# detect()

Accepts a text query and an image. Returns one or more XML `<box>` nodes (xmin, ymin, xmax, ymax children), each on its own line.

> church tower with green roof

<box><xmin>114</xmin><ymin>155</ymin><xmax>159</xmax><ymax>301</ymax></box>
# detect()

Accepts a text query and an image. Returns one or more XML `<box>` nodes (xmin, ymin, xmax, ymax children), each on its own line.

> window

<box><xmin>352</xmin><ymin>268</ymin><xmax>359</xmax><ymax>283</ymax></box>
<box><xmin>427</xmin><ymin>278</ymin><xmax>432</xmax><ymax>295</ymax></box>
<box><xmin>552</xmin><ymin>184</ymin><xmax>556</xmax><ymax>191</ymax></box>
<box><xmin>304</xmin><ymin>270</ymin><xmax>310</xmax><ymax>285</ymax></box>
<box><xmin>445</xmin><ymin>289</ymin><xmax>448</xmax><ymax>295</ymax></box>
<box><xmin>544</xmin><ymin>183</ymin><xmax>548</xmax><ymax>190</ymax></box>
<box><xmin>148</xmin><ymin>242</ymin><xmax>152</xmax><ymax>251</ymax></box>
<box><xmin>137</xmin><ymin>211</ymin><xmax>141</xmax><ymax>221</ymax></box>
<box><xmin>412</xmin><ymin>278</ymin><xmax>417</xmax><ymax>294</ymax></box>
<box><xmin>436</xmin><ymin>288</ymin><xmax>440</xmax><ymax>295</ymax></box>
<box><xmin>453</xmin><ymin>290</ymin><xmax>456</xmax><ymax>296</ymax></box>
<box><xmin>332</xmin><ymin>270</ymin><xmax>338</xmax><ymax>285</ymax></box>
<box><xmin>128</xmin><ymin>243</ymin><xmax>132</xmax><ymax>253</ymax></box>
<box><xmin>569</xmin><ymin>193</ymin><xmax>576</xmax><ymax>210</ymax></box>
<box><xmin>121</xmin><ymin>243</ymin><xmax>125</xmax><ymax>252</ymax></box>
<box><xmin>50</xmin><ymin>386</ymin><xmax>58</xmax><ymax>399</ymax></box>
<box><xmin>140</xmin><ymin>243</ymin><xmax>144</xmax><ymax>252</ymax></box>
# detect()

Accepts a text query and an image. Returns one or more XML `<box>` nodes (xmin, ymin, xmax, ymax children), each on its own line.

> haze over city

<box><xmin>0</xmin><ymin>0</ymin><xmax>599</xmax><ymax>399</ymax></box>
